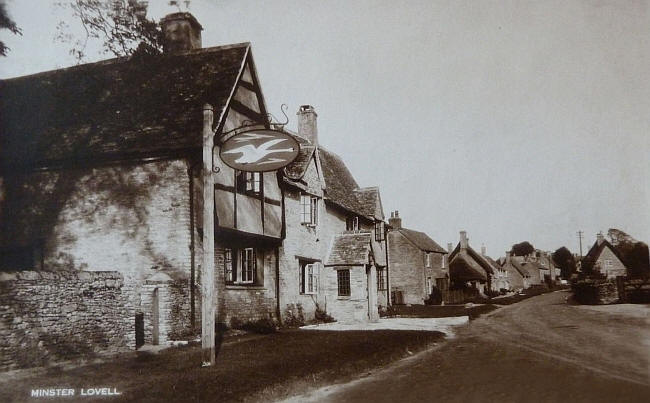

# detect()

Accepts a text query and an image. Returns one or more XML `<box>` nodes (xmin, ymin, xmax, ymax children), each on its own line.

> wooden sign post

<box><xmin>201</xmin><ymin>104</ymin><xmax>216</xmax><ymax>366</ymax></box>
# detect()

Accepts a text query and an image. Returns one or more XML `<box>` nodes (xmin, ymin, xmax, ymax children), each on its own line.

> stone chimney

<box><xmin>460</xmin><ymin>231</ymin><xmax>468</xmax><ymax>250</ymax></box>
<box><xmin>596</xmin><ymin>232</ymin><xmax>605</xmax><ymax>246</ymax></box>
<box><xmin>481</xmin><ymin>244</ymin><xmax>486</xmax><ymax>256</ymax></box>
<box><xmin>388</xmin><ymin>211</ymin><xmax>402</xmax><ymax>230</ymax></box>
<box><xmin>160</xmin><ymin>12</ymin><xmax>203</xmax><ymax>53</ymax></box>
<box><xmin>506</xmin><ymin>251</ymin><xmax>512</xmax><ymax>262</ymax></box>
<box><xmin>447</xmin><ymin>242</ymin><xmax>453</xmax><ymax>254</ymax></box>
<box><xmin>297</xmin><ymin>105</ymin><xmax>318</xmax><ymax>145</ymax></box>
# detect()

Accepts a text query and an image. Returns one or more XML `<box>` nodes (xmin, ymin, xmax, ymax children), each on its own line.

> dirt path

<box><xmin>283</xmin><ymin>291</ymin><xmax>650</xmax><ymax>403</ymax></box>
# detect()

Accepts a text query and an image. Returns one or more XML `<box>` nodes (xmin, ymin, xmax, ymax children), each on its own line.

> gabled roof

<box><xmin>449</xmin><ymin>255</ymin><xmax>487</xmax><ymax>281</ymax></box>
<box><xmin>449</xmin><ymin>244</ymin><xmax>494</xmax><ymax>275</ymax></box>
<box><xmin>0</xmin><ymin>43</ymin><xmax>251</xmax><ymax>171</ymax></box>
<box><xmin>482</xmin><ymin>255</ymin><xmax>503</xmax><ymax>272</ymax></box>
<box><xmin>503</xmin><ymin>258</ymin><xmax>528</xmax><ymax>278</ymax></box>
<box><xmin>325</xmin><ymin>232</ymin><xmax>372</xmax><ymax>266</ymax></box>
<box><xmin>318</xmin><ymin>147</ymin><xmax>364</xmax><ymax>215</ymax></box>
<box><xmin>582</xmin><ymin>239</ymin><xmax>627</xmax><ymax>268</ymax></box>
<box><xmin>397</xmin><ymin>228</ymin><xmax>446</xmax><ymax>254</ymax></box>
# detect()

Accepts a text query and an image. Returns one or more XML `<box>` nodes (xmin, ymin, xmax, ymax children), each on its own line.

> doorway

<box><xmin>152</xmin><ymin>288</ymin><xmax>160</xmax><ymax>345</ymax></box>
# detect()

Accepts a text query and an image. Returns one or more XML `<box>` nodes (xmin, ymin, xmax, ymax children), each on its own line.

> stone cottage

<box><xmin>581</xmin><ymin>233</ymin><xmax>628</xmax><ymax>278</ymax></box>
<box><xmin>0</xmin><ymin>12</ymin><xmax>285</xmax><ymax>366</ymax></box>
<box><xmin>278</xmin><ymin>105</ymin><xmax>388</xmax><ymax>323</ymax></box>
<box><xmin>501</xmin><ymin>252</ymin><xmax>529</xmax><ymax>291</ymax></box>
<box><xmin>387</xmin><ymin>211</ymin><xmax>447</xmax><ymax>305</ymax></box>
<box><xmin>448</xmin><ymin>231</ymin><xmax>493</xmax><ymax>294</ymax></box>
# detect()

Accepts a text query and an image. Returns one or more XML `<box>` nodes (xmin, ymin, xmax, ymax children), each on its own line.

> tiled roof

<box><xmin>354</xmin><ymin>187</ymin><xmax>384</xmax><ymax>220</ymax></box>
<box><xmin>318</xmin><ymin>147</ymin><xmax>363</xmax><ymax>215</ymax></box>
<box><xmin>503</xmin><ymin>258</ymin><xmax>528</xmax><ymax>277</ymax></box>
<box><xmin>482</xmin><ymin>255</ymin><xmax>503</xmax><ymax>273</ymax></box>
<box><xmin>325</xmin><ymin>232</ymin><xmax>372</xmax><ymax>266</ymax></box>
<box><xmin>398</xmin><ymin>228</ymin><xmax>446</xmax><ymax>253</ymax></box>
<box><xmin>0</xmin><ymin>43</ymin><xmax>250</xmax><ymax>170</ymax></box>
<box><xmin>283</xmin><ymin>145</ymin><xmax>315</xmax><ymax>180</ymax></box>
<box><xmin>582</xmin><ymin>240</ymin><xmax>626</xmax><ymax>267</ymax></box>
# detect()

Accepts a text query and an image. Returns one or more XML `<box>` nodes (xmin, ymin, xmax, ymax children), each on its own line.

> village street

<box><xmin>285</xmin><ymin>291</ymin><xmax>650</xmax><ymax>403</ymax></box>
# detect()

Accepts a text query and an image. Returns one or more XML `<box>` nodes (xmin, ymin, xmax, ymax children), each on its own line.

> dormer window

<box><xmin>346</xmin><ymin>216</ymin><xmax>359</xmax><ymax>231</ymax></box>
<box><xmin>300</xmin><ymin>194</ymin><xmax>318</xmax><ymax>226</ymax></box>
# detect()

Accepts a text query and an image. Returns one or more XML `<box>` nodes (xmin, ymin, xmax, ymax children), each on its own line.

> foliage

<box><xmin>55</xmin><ymin>0</ymin><xmax>164</xmax><ymax>62</ymax></box>
<box><xmin>552</xmin><ymin>246</ymin><xmax>576</xmax><ymax>279</ymax></box>
<box><xmin>282</xmin><ymin>303</ymin><xmax>305</xmax><ymax>328</ymax></box>
<box><xmin>0</xmin><ymin>0</ymin><xmax>22</xmax><ymax>56</ymax></box>
<box><xmin>424</xmin><ymin>286</ymin><xmax>443</xmax><ymax>305</ymax></box>
<box><xmin>510</xmin><ymin>241</ymin><xmax>535</xmax><ymax>257</ymax></box>
<box><xmin>314</xmin><ymin>306</ymin><xmax>335</xmax><ymax>323</ymax></box>
<box><xmin>616</xmin><ymin>240</ymin><xmax>649</xmax><ymax>279</ymax></box>
<box><xmin>241</xmin><ymin>318</ymin><xmax>277</xmax><ymax>334</ymax></box>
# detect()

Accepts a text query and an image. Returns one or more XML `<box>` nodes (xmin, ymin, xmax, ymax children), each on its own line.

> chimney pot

<box><xmin>447</xmin><ymin>242</ymin><xmax>453</xmax><ymax>254</ymax></box>
<box><xmin>596</xmin><ymin>232</ymin><xmax>605</xmax><ymax>246</ymax></box>
<box><xmin>161</xmin><ymin>12</ymin><xmax>203</xmax><ymax>53</ymax></box>
<box><xmin>481</xmin><ymin>244</ymin><xmax>486</xmax><ymax>256</ymax></box>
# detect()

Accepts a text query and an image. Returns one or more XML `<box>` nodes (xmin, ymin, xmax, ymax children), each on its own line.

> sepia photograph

<box><xmin>0</xmin><ymin>0</ymin><xmax>648</xmax><ymax>401</ymax></box>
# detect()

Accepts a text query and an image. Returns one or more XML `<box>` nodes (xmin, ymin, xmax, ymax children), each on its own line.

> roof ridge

<box><xmin>1</xmin><ymin>42</ymin><xmax>251</xmax><ymax>81</ymax></box>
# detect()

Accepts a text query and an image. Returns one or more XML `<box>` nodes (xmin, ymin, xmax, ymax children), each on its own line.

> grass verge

<box><xmin>0</xmin><ymin>330</ymin><xmax>444</xmax><ymax>402</ymax></box>
<box><xmin>382</xmin><ymin>304</ymin><xmax>498</xmax><ymax>320</ymax></box>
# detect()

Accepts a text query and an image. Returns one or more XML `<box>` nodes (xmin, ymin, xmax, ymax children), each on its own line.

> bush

<box><xmin>283</xmin><ymin>303</ymin><xmax>305</xmax><ymax>328</ymax></box>
<box><xmin>314</xmin><ymin>306</ymin><xmax>336</xmax><ymax>323</ymax></box>
<box><xmin>241</xmin><ymin>318</ymin><xmax>277</xmax><ymax>334</ymax></box>
<box><xmin>484</xmin><ymin>289</ymin><xmax>501</xmax><ymax>298</ymax></box>
<box><xmin>424</xmin><ymin>286</ymin><xmax>443</xmax><ymax>305</ymax></box>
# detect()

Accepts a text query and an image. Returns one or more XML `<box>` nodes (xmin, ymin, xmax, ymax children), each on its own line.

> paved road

<box><xmin>285</xmin><ymin>291</ymin><xmax>650</xmax><ymax>403</ymax></box>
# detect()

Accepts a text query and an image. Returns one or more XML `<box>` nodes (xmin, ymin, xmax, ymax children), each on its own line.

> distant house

<box><xmin>480</xmin><ymin>248</ymin><xmax>510</xmax><ymax>291</ymax></box>
<box><xmin>502</xmin><ymin>252</ymin><xmax>529</xmax><ymax>291</ymax></box>
<box><xmin>279</xmin><ymin>105</ymin><xmax>387</xmax><ymax>323</ymax></box>
<box><xmin>581</xmin><ymin>233</ymin><xmax>628</xmax><ymax>278</ymax></box>
<box><xmin>387</xmin><ymin>211</ymin><xmax>447</xmax><ymax>304</ymax></box>
<box><xmin>448</xmin><ymin>231</ymin><xmax>493</xmax><ymax>294</ymax></box>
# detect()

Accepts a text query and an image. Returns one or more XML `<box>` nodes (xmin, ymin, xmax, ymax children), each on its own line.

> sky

<box><xmin>1</xmin><ymin>0</ymin><xmax>649</xmax><ymax>257</ymax></box>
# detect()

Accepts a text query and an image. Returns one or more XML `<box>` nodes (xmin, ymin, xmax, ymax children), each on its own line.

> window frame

<box><xmin>337</xmin><ymin>269</ymin><xmax>351</xmax><ymax>297</ymax></box>
<box><xmin>375</xmin><ymin>221</ymin><xmax>385</xmax><ymax>242</ymax></box>
<box><xmin>346</xmin><ymin>216</ymin><xmax>359</xmax><ymax>231</ymax></box>
<box><xmin>240</xmin><ymin>248</ymin><xmax>256</xmax><ymax>284</ymax></box>
<box><xmin>236</xmin><ymin>171</ymin><xmax>262</xmax><ymax>196</ymax></box>
<box><xmin>300</xmin><ymin>194</ymin><xmax>319</xmax><ymax>226</ymax></box>
<box><xmin>224</xmin><ymin>248</ymin><xmax>234</xmax><ymax>283</ymax></box>
<box><xmin>299</xmin><ymin>260</ymin><xmax>318</xmax><ymax>295</ymax></box>
<box><xmin>377</xmin><ymin>268</ymin><xmax>386</xmax><ymax>291</ymax></box>
<box><xmin>425</xmin><ymin>252</ymin><xmax>431</xmax><ymax>268</ymax></box>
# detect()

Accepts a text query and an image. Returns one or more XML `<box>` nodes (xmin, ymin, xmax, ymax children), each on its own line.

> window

<box><xmin>236</xmin><ymin>171</ymin><xmax>261</xmax><ymax>194</ymax></box>
<box><xmin>225</xmin><ymin>248</ymin><xmax>258</xmax><ymax>285</ymax></box>
<box><xmin>224</xmin><ymin>249</ymin><xmax>234</xmax><ymax>283</ymax></box>
<box><xmin>605</xmin><ymin>259</ymin><xmax>613</xmax><ymax>267</ymax></box>
<box><xmin>299</xmin><ymin>261</ymin><xmax>318</xmax><ymax>294</ymax></box>
<box><xmin>425</xmin><ymin>253</ymin><xmax>431</xmax><ymax>268</ymax></box>
<box><xmin>375</xmin><ymin>221</ymin><xmax>385</xmax><ymax>242</ymax></box>
<box><xmin>241</xmin><ymin>248</ymin><xmax>255</xmax><ymax>283</ymax></box>
<box><xmin>426</xmin><ymin>277</ymin><xmax>432</xmax><ymax>294</ymax></box>
<box><xmin>300</xmin><ymin>194</ymin><xmax>318</xmax><ymax>226</ymax></box>
<box><xmin>337</xmin><ymin>269</ymin><xmax>351</xmax><ymax>296</ymax></box>
<box><xmin>377</xmin><ymin>268</ymin><xmax>386</xmax><ymax>290</ymax></box>
<box><xmin>346</xmin><ymin>216</ymin><xmax>359</xmax><ymax>231</ymax></box>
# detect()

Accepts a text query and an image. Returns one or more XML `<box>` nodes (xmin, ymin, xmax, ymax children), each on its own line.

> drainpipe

<box><xmin>385</xmin><ymin>225</ymin><xmax>391</xmax><ymax>306</ymax></box>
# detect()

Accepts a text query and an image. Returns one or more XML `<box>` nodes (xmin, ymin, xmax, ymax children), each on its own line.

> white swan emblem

<box><xmin>222</xmin><ymin>138</ymin><xmax>295</xmax><ymax>164</ymax></box>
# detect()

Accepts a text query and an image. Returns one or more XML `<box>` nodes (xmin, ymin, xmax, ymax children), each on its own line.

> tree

<box><xmin>55</xmin><ymin>0</ymin><xmax>164</xmax><ymax>62</ymax></box>
<box><xmin>0</xmin><ymin>0</ymin><xmax>22</xmax><ymax>56</ymax></box>
<box><xmin>552</xmin><ymin>246</ymin><xmax>576</xmax><ymax>279</ymax></box>
<box><xmin>511</xmin><ymin>241</ymin><xmax>535</xmax><ymax>257</ymax></box>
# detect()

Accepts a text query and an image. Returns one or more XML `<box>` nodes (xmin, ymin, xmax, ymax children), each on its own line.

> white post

<box><xmin>201</xmin><ymin>104</ymin><xmax>216</xmax><ymax>366</ymax></box>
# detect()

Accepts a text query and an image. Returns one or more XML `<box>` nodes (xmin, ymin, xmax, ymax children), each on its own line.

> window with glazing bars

<box><xmin>241</xmin><ymin>248</ymin><xmax>256</xmax><ymax>283</ymax></box>
<box><xmin>377</xmin><ymin>268</ymin><xmax>386</xmax><ymax>290</ymax></box>
<box><xmin>224</xmin><ymin>249</ymin><xmax>234</xmax><ymax>283</ymax></box>
<box><xmin>337</xmin><ymin>269</ymin><xmax>351</xmax><ymax>296</ymax></box>
<box><xmin>300</xmin><ymin>194</ymin><xmax>318</xmax><ymax>225</ymax></box>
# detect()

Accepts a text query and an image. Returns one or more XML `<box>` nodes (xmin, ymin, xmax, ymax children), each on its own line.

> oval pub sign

<box><xmin>220</xmin><ymin>129</ymin><xmax>300</xmax><ymax>172</ymax></box>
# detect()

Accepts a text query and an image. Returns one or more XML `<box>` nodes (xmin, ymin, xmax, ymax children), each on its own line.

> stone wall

<box><xmin>323</xmin><ymin>265</ymin><xmax>372</xmax><ymax>323</ymax></box>
<box><xmin>572</xmin><ymin>279</ymin><xmax>620</xmax><ymax>305</ymax></box>
<box><xmin>0</xmin><ymin>271</ymin><xmax>132</xmax><ymax>371</ymax></box>
<box><xmin>388</xmin><ymin>231</ymin><xmax>427</xmax><ymax>305</ymax></box>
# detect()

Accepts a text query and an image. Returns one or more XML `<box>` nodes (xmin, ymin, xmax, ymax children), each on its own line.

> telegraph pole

<box><xmin>577</xmin><ymin>230</ymin><xmax>584</xmax><ymax>259</ymax></box>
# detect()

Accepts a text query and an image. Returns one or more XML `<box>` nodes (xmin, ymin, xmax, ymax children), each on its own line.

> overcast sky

<box><xmin>1</xmin><ymin>0</ymin><xmax>648</xmax><ymax>257</ymax></box>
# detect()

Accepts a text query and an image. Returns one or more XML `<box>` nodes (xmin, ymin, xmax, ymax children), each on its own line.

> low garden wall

<box><xmin>0</xmin><ymin>271</ymin><xmax>133</xmax><ymax>371</ymax></box>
